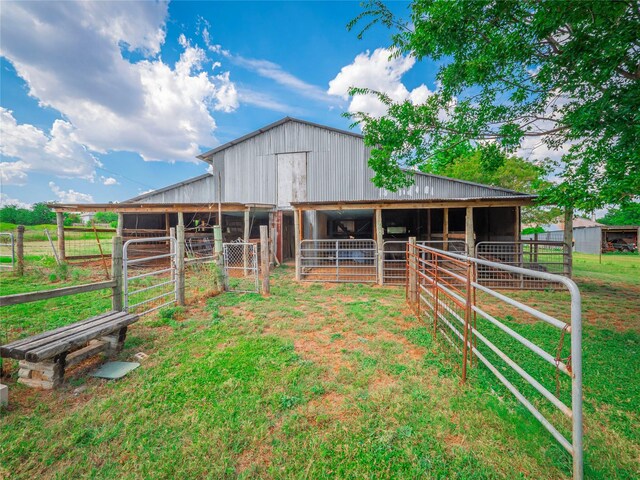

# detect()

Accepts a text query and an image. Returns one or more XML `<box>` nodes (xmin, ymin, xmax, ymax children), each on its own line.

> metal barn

<box><xmin>51</xmin><ymin>117</ymin><xmax>556</xmax><ymax>284</ymax></box>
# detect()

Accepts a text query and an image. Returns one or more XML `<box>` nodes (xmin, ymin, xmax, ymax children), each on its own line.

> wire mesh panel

<box><xmin>299</xmin><ymin>239</ymin><xmax>377</xmax><ymax>283</ymax></box>
<box><xmin>185</xmin><ymin>235</ymin><xmax>222</xmax><ymax>300</ymax></box>
<box><xmin>123</xmin><ymin>236</ymin><xmax>177</xmax><ymax>316</ymax></box>
<box><xmin>0</xmin><ymin>233</ymin><xmax>15</xmax><ymax>270</ymax></box>
<box><xmin>383</xmin><ymin>240</ymin><xmax>468</xmax><ymax>285</ymax></box>
<box><xmin>407</xmin><ymin>243</ymin><xmax>583</xmax><ymax>479</ymax></box>
<box><xmin>476</xmin><ymin>241</ymin><xmax>570</xmax><ymax>290</ymax></box>
<box><xmin>223</xmin><ymin>242</ymin><xmax>259</xmax><ymax>293</ymax></box>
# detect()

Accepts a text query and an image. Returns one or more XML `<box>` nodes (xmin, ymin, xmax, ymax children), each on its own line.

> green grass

<box><xmin>0</xmin><ymin>256</ymin><xmax>638</xmax><ymax>479</ymax></box>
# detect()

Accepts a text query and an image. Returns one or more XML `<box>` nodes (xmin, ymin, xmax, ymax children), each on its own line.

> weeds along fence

<box><xmin>406</xmin><ymin>242</ymin><xmax>583</xmax><ymax>479</ymax></box>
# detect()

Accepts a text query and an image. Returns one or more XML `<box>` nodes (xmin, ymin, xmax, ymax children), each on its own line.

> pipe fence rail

<box><xmin>298</xmin><ymin>239</ymin><xmax>377</xmax><ymax>283</ymax></box>
<box><xmin>476</xmin><ymin>241</ymin><xmax>570</xmax><ymax>289</ymax></box>
<box><xmin>383</xmin><ymin>240</ymin><xmax>468</xmax><ymax>285</ymax></box>
<box><xmin>0</xmin><ymin>233</ymin><xmax>15</xmax><ymax>270</ymax></box>
<box><xmin>406</xmin><ymin>242</ymin><xmax>582</xmax><ymax>479</ymax></box>
<box><xmin>123</xmin><ymin>236</ymin><xmax>177</xmax><ymax>316</ymax></box>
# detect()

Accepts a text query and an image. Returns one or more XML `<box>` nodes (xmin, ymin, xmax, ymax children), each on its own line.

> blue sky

<box><xmin>1</xmin><ymin>0</ymin><xmax>439</xmax><ymax>207</ymax></box>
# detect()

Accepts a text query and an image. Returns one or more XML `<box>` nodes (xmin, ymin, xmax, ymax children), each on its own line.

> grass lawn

<box><xmin>1</xmin><ymin>255</ymin><xmax>638</xmax><ymax>479</ymax></box>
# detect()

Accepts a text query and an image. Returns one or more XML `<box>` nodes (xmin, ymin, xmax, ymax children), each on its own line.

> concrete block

<box><xmin>0</xmin><ymin>384</ymin><xmax>8</xmax><ymax>407</ymax></box>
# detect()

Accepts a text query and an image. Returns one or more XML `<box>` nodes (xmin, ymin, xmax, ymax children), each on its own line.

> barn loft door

<box><xmin>277</xmin><ymin>152</ymin><xmax>307</xmax><ymax>207</ymax></box>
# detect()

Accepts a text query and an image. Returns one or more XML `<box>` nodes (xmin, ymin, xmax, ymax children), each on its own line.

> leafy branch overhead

<box><xmin>348</xmin><ymin>0</ymin><xmax>640</xmax><ymax>210</ymax></box>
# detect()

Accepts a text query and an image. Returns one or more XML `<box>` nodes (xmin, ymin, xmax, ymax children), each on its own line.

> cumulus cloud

<box><xmin>0</xmin><ymin>1</ymin><xmax>238</xmax><ymax>173</ymax></box>
<box><xmin>0</xmin><ymin>108</ymin><xmax>98</xmax><ymax>184</ymax></box>
<box><xmin>0</xmin><ymin>193</ymin><xmax>31</xmax><ymax>209</ymax></box>
<box><xmin>328</xmin><ymin>48</ymin><xmax>432</xmax><ymax>117</ymax></box>
<box><xmin>48</xmin><ymin>182</ymin><xmax>94</xmax><ymax>203</ymax></box>
<box><xmin>102</xmin><ymin>177</ymin><xmax>118</xmax><ymax>186</ymax></box>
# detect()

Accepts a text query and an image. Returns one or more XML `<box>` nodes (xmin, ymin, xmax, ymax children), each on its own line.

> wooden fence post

<box><xmin>111</xmin><ymin>236</ymin><xmax>123</xmax><ymax>311</ymax></box>
<box><xmin>408</xmin><ymin>237</ymin><xmax>417</xmax><ymax>305</ymax></box>
<box><xmin>16</xmin><ymin>225</ymin><xmax>24</xmax><ymax>277</ymax></box>
<box><xmin>56</xmin><ymin>212</ymin><xmax>66</xmax><ymax>262</ymax></box>
<box><xmin>176</xmin><ymin>226</ymin><xmax>185</xmax><ymax>306</ymax></box>
<box><xmin>563</xmin><ymin>207</ymin><xmax>573</xmax><ymax>277</ymax></box>
<box><xmin>375</xmin><ymin>208</ymin><xmax>384</xmax><ymax>285</ymax></box>
<box><xmin>214</xmin><ymin>225</ymin><xmax>225</xmax><ymax>291</ymax></box>
<box><xmin>260</xmin><ymin>225</ymin><xmax>270</xmax><ymax>295</ymax></box>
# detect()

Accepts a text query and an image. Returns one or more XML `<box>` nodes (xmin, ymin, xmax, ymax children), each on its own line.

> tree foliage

<box><xmin>348</xmin><ymin>0</ymin><xmax>640</xmax><ymax>210</ymax></box>
<box><xmin>598</xmin><ymin>202</ymin><xmax>640</xmax><ymax>226</ymax></box>
<box><xmin>0</xmin><ymin>203</ymin><xmax>56</xmax><ymax>225</ymax></box>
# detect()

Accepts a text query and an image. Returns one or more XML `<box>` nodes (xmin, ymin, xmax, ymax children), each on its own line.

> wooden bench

<box><xmin>1</xmin><ymin>311</ymin><xmax>138</xmax><ymax>389</ymax></box>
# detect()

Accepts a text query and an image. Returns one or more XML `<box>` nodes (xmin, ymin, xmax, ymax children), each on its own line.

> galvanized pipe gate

<box><xmin>123</xmin><ymin>236</ymin><xmax>177</xmax><ymax>315</ymax></box>
<box><xmin>406</xmin><ymin>242</ymin><xmax>583</xmax><ymax>479</ymax></box>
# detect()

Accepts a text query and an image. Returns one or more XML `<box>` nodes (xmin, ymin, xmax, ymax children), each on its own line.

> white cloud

<box><xmin>201</xmin><ymin>28</ymin><xmax>332</xmax><ymax>107</ymax></box>
<box><xmin>0</xmin><ymin>193</ymin><xmax>31</xmax><ymax>209</ymax></box>
<box><xmin>328</xmin><ymin>48</ymin><xmax>433</xmax><ymax>117</ymax></box>
<box><xmin>0</xmin><ymin>1</ymin><xmax>238</xmax><ymax>168</ymax></box>
<box><xmin>102</xmin><ymin>177</ymin><xmax>118</xmax><ymax>186</ymax></box>
<box><xmin>49</xmin><ymin>182</ymin><xmax>94</xmax><ymax>204</ymax></box>
<box><xmin>0</xmin><ymin>108</ymin><xmax>98</xmax><ymax>184</ymax></box>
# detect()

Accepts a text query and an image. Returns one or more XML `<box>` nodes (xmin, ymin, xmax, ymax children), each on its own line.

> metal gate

<box><xmin>406</xmin><ymin>243</ymin><xmax>583</xmax><ymax>479</ymax></box>
<box><xmin>383</xmin><ymin>240</ymin><xmax>468</xmax><ymax>285</ymax></box>
<box><xmin>476</xmin><ymin>241</ymin><xmax>570</xmax><ymax>289</ymax></box>
<box><xmin>123</xmin><ymin>236</ymin><xmax>177</xmax><ymax>315</ymax></box>
<box><xmin>299</xmin><ymin>239</ymin><xmax>377</xmax><ymax>283</ymax></box>
<box><xmin>0</xmin><ymin>233</ymin><xmax>15</xmax><ymax>270</ymax></box>
<box><xmin>223</xmin><ymin>242</ymin><xmax>259</xmax><ymax>292</ymax></box>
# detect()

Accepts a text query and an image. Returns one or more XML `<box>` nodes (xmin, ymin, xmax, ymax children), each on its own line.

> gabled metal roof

<box><xmin>197</xmin><ymin>116</ymin><xmax>363</xmax><ymax>161</ymax></box>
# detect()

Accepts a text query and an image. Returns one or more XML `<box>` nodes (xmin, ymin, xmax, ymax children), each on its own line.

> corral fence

<box><xmin>298</xmin><ymin>239</ymin><xmax>377</xmax><ymax>283</ymax></box>
<box><xmin>406</xmin><ymin>242</ymin><xmax>582</xmax><ymax>479</ymax></box>
<box><xmin>0</xmin><ymin>233</ymin><xmax>15</xmax><ymax>270</ymax></box>
<box><xmin>476</xmin><ymin>241</ymin><xmax>570</xmax><ymax>289</ymax></box>
<box><xmin>123</xmin><ymin>236</ymin><xmax>177</xmax><ymax>316</ymax></box>
<box><xmin>383</xmin><ymin>240</ymin><xmax>468</xmax><ymax>285</ymax></box>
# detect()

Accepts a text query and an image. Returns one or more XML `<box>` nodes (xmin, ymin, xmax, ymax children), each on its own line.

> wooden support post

<box><xmin>243</xmin><ymin>208</ymin><xmax>250</xmax><ymax>274</ymax></box>
<box><xmin>260</xmin><ymin>225</ymin><xmax>270</xmax><ymax>295</ymax></box>
<box><xmin>294</xmin><ymin>209</ymin><xmax>301</xmax><ymax>281</ymax></box>
<box><xmin>465</xmin><ymin>207</ymin><xmax>474</xmax><ymax>257</ymax></box>
<box><xmin>427</xmin><ymin>209</ymin><xmax>432</xmax><ymax>241</ymax></box>
<box><xmin>56</xmin><ymin>212</ymin><xmax>66</xmax><ymax>261</ymax></box>
<box><xmin>563</xmin><ymin>207</ymin><xmax>573</xmax><ymax>277</ymax></box>
<box><xmin>176</xmin><ymin>224</ymin><xmax>185</xmax><ymax>306</ymax></box>
<box><xmin>375</xmin><ymin>208</ymin><xmax>384</xmax><ymax>285</ymax></box>
<box><xmin>16</xmin><ymin>225</ymin><xmax>24</xmax><ymax>276</ymax></box>
<box><xmin>408</xmin><ymin>237</ymin><xmax>417</xmax><ymax>305</ymax></box>
<box><xmin>164</xmin><ymin>213</ymin><xmax>171</xmax><ymax>238</ymax></box>
<box><xmin>443</xmin><ymin>208</ymin><xmax>449</xmax><ymax>250</ymax></box>
<box><xmin>116</xmin><ymin>213</ymin><xmax>124</xmax><ymax>236</ymax></box>
<box><xmin>111</xmin><ymin>236</ymin><xmax>123</xmax><ymax>311</ymax></box>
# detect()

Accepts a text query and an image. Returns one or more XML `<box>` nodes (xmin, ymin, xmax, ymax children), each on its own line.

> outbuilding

<box><xmin>51</xmin><ymin>117</ymin><xmax>541</xmax><ymax>283</ymax></box>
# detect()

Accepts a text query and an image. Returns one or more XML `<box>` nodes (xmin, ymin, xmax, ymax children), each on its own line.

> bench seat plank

<box><xmin>1</xmin><ymin>312</ymin><xmax>138</xmax><ymax>361</ymax></box>
<box><xmin>6</xmin><ymin>312</ymin><xmax>127</xmax><ymax>356</ymax></box>
<box><xmin>26</xmin><ymin>315</ymin><xmax>138</xmax><ymax>362</ymax></box>
<box><xmin>1</xmin><ymin>311</ymin><xmax>122</xmax><ymax>351</ymax></box>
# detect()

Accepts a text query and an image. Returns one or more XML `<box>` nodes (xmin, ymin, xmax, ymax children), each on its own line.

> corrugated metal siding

<box><xmin>574</xmin><ymin>226</ymin><xmax>602</xmax><ymax>254</ymax></box>
<box><xmin>138</xmin><ymin>120</ymin><xmax>526</xmax><ymax>205</ymax></box>
<box><xmin>137</xmin><ymin>174</ymin><xmax>217</xmax><ymax>204</ymax></box>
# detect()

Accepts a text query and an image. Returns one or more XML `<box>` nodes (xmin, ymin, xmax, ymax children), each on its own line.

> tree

<box><xmin>348</xmin><ymin>0</ymin><xmax>640</xmax><ymax>211</ymax></box>
<box><xmin>598</xmin><ymin>202</ymin><xmax>640</xmax><ymax>225</ymax></box>
<box><xmin>0</xmin><ymin>203</ymin><xmax>55</xmax><ymax>225</ymax></box>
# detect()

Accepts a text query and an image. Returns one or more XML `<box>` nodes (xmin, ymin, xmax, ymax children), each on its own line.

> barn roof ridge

<box><xmin>197</xmin><ymin>117</ymin><xmax>363</xmax><ymax>161</ymax></box>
